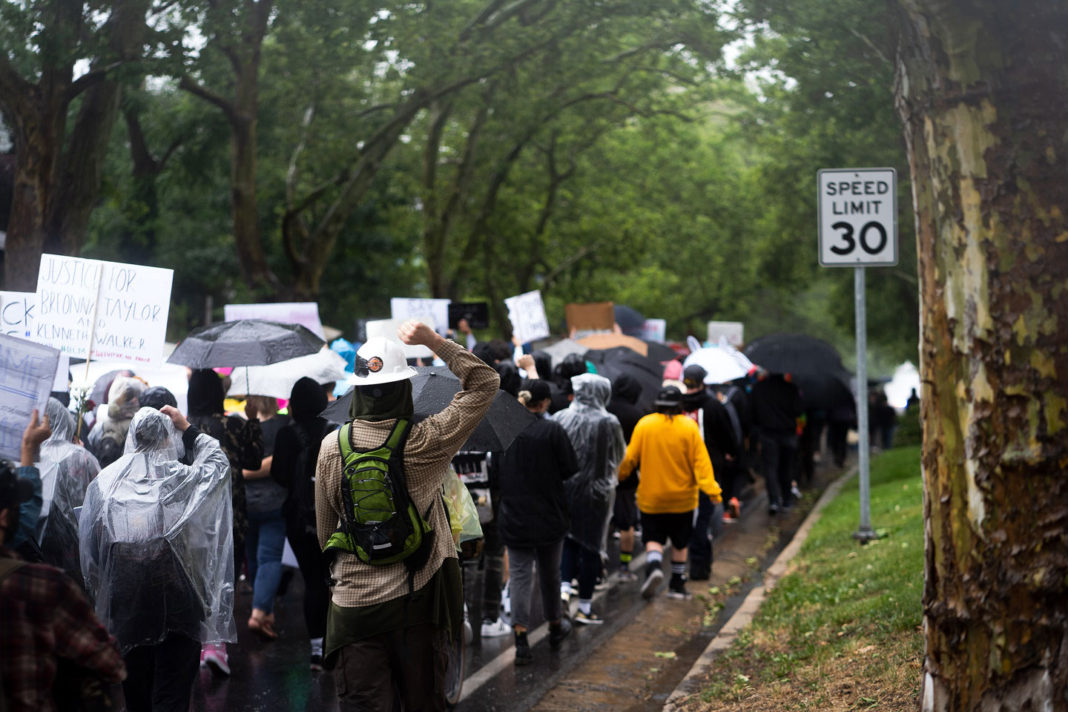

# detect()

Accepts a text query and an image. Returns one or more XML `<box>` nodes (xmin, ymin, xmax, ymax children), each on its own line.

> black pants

<box><xmin>759</xmin><ymin>430</ymin><xmax>799</xmax><ymax>508</ymax></box>
<box><xmin>560</xmin><ymin>538</ymin><xmax>600</xmax><ymax>600</ymax></box>
<box><xmin>122</xmin><ymin>633</ymin><xmax>201</xmax><ymax>712</ymax></box>
<box><xmin>285</xmin><ymin>517</ymin><xmax>330</xmax><ymax>640</ymax></box>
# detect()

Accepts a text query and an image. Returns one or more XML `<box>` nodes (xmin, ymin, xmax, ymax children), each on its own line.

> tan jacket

<box><xmin>315</xmin><ymin>339</ymin><xmax>498</xmax><ymax>607</ymax></box>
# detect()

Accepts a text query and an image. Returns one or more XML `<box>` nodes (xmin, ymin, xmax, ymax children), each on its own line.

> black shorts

<box><xmin>640</xmin><ymin>511</ymin><xmax>694</xmax><ymax>550</ymax></box>
<box><xmin>612</xmin><ymin>487</ymin><xmax>639</xmax><ymax>530</ymax></box>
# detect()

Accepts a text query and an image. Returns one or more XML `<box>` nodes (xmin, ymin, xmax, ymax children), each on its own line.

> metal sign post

<box><xmin>817</xmin><ymin>167</ymin><xmax>897</xmax><ymax>542</ymax></box>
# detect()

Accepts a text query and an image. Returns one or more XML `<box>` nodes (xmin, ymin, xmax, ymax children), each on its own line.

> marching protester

<box><xmin>35</xmin><ymin>397</ymin><xmax>101</xmax><ymax>586</ymax></box>
<box><xmin>750</xmin><ymin>370</ymin><xmax>804</xmax><ymax>514</ymax></box>
<box><xmin>618</xmin><ymin>386</ymin><xmax>721</xmax><ymax>600</ymax></box>
<box><xmin>606</xmin><ymin>373</ymin><xmax>647</xmax><ymax>581</ymax></box>
<box><xmin>1</xmin><ymin>410</ymin><xmax>126</xmax><ymax>712</ymax></box>
<box><xmin>186</xmin><ymin>369</ymin><xmax>263</xmax><ymax>674</ymax></box>
<box><xmin>79</xmin><ymin>406</ymin><xmax>233</xmax><ymax>712</ymax></box>
<box><xmin>553</xmin><ymin>373</ymin><xmax>626</xmax><ymax>624</ymax></box>
<box><xmin>271</xmin><ymin>377</ymin><xmax>335</xmax><ymax>670</ymax></box>
<box><xmin>497</xmin><ymin>379</ymin><xmax>579</xmax><ymax>664</ymax></box>
<box><xmin>680</xmin><ymin>364</ymin><xmax>738</xmax><ymax>581</ymax></box>
<box><xmin>315</xmin><ymin>321</ymin><xmax>498</xmax><ymax>711</ymax></box>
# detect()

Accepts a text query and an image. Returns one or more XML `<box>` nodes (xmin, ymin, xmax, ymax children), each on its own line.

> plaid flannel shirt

<box><xmin>0</xmin><ymin>547</ymin><xmax>125</xmax><ymax>712</ymax></box>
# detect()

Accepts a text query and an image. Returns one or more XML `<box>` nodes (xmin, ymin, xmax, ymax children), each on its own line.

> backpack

<box><xmin>323</xmin><ymin>418</ymin><xmax>434</xmax><ymax>577</ymax></box>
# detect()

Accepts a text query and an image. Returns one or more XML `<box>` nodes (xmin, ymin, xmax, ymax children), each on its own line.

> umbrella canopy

<box><xmin>167</xmin><ymin>319</ymin><xmax>325</xmax><ymax>369</ymax></box>
<box><xmin>321</xmin><ymin>367</ymin><xmax>536</xmax><ymax>452</ymax></box>
<box><xmin>226</xmin><ymin>348</ymin><xmax>349</xmax><ymax>399</ymax></box>
<box><xmin>613</xmin><ymin>304</ymin><xmax>645</xmax><ymax>336</ymax></box>
<box><xmin>642</xmin><ymin>339</ymin><xmax>678</xmax><ymax>364</ymax></box>
<box><xmin>541</xmin><ymin>338</ymin><xmax>587</xmax><ymax>369</ymax></box>
<box><xmin>584</xmin><ymin>346</ymin><xmax>662</xmax><ymax>411</ymax></box>
<box><xmin>743</xmin><ymin>333</ymin><xmax>848</xmax><ymax>376</ymax></box>
<box><xmin>576</xmin><ymin>332</ymin><xmax>649</xmax><ymax>357</ymax></box>
<box><xmin>682</xmin><ymin>346</ymin><xmax>753</xmax><ymax>385</ymax></box>
<box><xmin>791</xmin><ymin>371</ymin><xmax>855</xmax><ymax>412</ymax></box>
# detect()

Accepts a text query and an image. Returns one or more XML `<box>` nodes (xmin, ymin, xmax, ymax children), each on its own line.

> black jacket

<box><xmin>497</xmin><ymin>417</ymin><xmax>579</xmax><ymax>548</ymax></box>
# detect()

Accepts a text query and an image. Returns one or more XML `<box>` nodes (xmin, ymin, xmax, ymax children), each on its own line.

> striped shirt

<box><xmin>315</xmin><ymin>339</ymin><xmax>498</xmax><ymax>608</ymax></box>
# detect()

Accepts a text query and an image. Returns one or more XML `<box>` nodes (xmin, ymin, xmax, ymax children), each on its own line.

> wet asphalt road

<box><xmin>190</xmin><ymin>463</ymin><xmax>837</xmax><ymax>712</ymax></box>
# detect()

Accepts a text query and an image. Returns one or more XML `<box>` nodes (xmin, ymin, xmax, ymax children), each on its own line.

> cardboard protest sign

<box><xmin>0</xmin><ymin>334</ymin><xmax>60</xmax><ymax>460</ymax></box>
<box><xmin>706</xmin><ymin>321</ymin><xmax>744</xmax><ymax>347</ymax></box>
<box><xmin>364</xmin><ymin>318</ymin><xmax>434</xmax><ymax>360</ymax></box>
<box><xmin>34</xmin><ymin>254</ymin><xmax>173</xmax><ymax>366</ymax></box>
<box><xmin>564</xmin><ymin>302</ymin><xmax>614</xmax><ymax>334</ymax></box>
<box><xmin>390</xmin><ymin>298</ymin><xmax>451</xmax><ymax>335</ymax></box>
<box><xmin>505</xmin><ymin>291</ymin><xmax>551</xmax><ymax>344</ymax></box>
<box><xmin>224</xmin><ymin>302</ymin><xmax>326</xmax><ymax>340</ymax></box>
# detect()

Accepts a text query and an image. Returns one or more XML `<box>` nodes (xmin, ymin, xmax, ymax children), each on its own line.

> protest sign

<box><xmin>0</xmin><ymin>334</ymin><xmax>60</xmax><ymax>461</ymax></box>
<box><xmin>390</xmin><ymin>298</ymin><xmax>451</xmax><ymax>335</ymax></box>
<box><xmin>564</xmin><ymin>302</ymin><xmax>614</xmax><ymax>334</ymax></box>
<box><xmin>506</xmin><ymin>291</ymin><xmax>551</xmax><ymax>344</ymax></box>
<box><xmin>364</xmin><ymin>318</ymin><xmax>434</xmax><ymax>360</ymax></box>
<box><xmin>0</xmin><ymin>291</ymin><xmax>36</xmax><ymax>339</ymax></box>
<box><xmin>34</xmin><ymin>254</ymin><xmax>173</xmax><ymax>366</ymax></box>
<box><xmin>224</xmin><ymin>302</ymin><xmax>326</xmax><ymax>339</ymax></box>
<box><xmin>640</xmin><ymin>319</ymin><xmax>667</xmax><ymax>343</ymax></box>
<box><xmin>707</xmin><ymin>321</ymin><xmax>744</xmax><ymax>347</ymax></box>
<box><xmin>448</xmin><ymin>302</ymin><xmax>489</xmax><ymax>330</ymax></box>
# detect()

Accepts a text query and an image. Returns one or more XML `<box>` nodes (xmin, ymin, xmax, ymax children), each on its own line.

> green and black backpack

<box><xmin>323</xmin><ymin>418</ymin><xmax>434</xmax><ymax>578</ymax></box>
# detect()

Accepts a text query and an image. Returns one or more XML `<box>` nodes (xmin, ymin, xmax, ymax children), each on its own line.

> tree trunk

<box><xmin>893</xmin><ymin>1</ymin><xmax>1068</xmax><ymax>710</ymax></box>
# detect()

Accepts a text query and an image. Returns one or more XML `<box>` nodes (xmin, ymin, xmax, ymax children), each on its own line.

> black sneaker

<box><xmin>514</xmin><ymin>632</ymin><xmax>533</xmax><ymax>666</ymax></box>
<box><xmin>667</xmin><ymin>574</ymin><xmax>691</xmax><ymax>599</ymax></box>
<box><xmin>549</xmin><ymin>617</ymin><xmax>572</xmax><ymax>648</ymax></box>
<box><xmin>641</xmin><ymin>567</ymin><xmax>664</xmax><ymax>600</ymax></box>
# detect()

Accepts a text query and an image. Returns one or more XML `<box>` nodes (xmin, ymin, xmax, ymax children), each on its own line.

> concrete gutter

<box><xmin>662</xmin><ymin>467</ymin><xmax>857</xmax><ymax>711</ymax></box>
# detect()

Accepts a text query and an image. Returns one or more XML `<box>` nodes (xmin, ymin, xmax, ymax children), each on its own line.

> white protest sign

<box><xmin>0</xmin><ymin>291</ymin><xmax>36</xmax><ymax>339</ymax></box>
<box><xmin>224</xmin><ymin>302</ymin><xmax>326</xmax><ymax>340</ymax></box>
<box><xmin>640</xmin><ymin>319</ymin><xmax>666</xmax><ymax>343</ymax></box>
<box><xmin>505</xmin><ymin>290</ymin><xmax>551</xmax><ymax>344</ymax></box>
<box><xmin>364</xmin><ymin>318</ymin><xmax>433</xmax><ymax>360</ymax></box>
<box><xmin>35</xmin><ymin>254</ymin><xmax>174</xmax><ymax>366</ymax></box>
<box><xmin>707</xmin><ymin>321</ymin><xmax>744</xmax><ymax>347</ymax></box>
<box><xmin>0</xmin><ymin>334</ymin><xmax>60</xmax><ymax>461</ymax></box>
<box><xmin>390</xmin><ymin>298</ymin><xmax>451</xmax><ymax>335</ymax></box>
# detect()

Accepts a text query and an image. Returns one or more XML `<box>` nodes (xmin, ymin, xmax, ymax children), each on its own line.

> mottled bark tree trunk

<box><xmin>893</xmin><ymin>1</ymin><xmax>1068</xmax><ymax>710</ymax></box>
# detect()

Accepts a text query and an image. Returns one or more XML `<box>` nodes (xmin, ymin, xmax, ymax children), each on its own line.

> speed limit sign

<box><xmin>818</xmin><ymin>168</ymin><xmax>897</xmax><ymax>267</ymax></box>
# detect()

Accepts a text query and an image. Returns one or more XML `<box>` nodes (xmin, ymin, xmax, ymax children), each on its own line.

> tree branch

<box><xmin>179</xmin><ymin>75</ymin><xmax>237</xmax><ymax>122</ymax></box>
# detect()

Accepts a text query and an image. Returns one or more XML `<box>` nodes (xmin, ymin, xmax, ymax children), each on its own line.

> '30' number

<box><xmin>829</xmin><ymin>221</ymin><xmax>888</xmax><ymax>256</ymax></box>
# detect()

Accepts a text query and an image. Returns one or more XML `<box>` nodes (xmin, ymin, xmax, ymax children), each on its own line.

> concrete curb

<box><xmin>662</xmin><ymin>468</ymin><xmax>857</xmax><ymax>711</ymax></box>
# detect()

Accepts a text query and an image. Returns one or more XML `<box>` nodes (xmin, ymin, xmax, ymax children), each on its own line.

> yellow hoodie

<box><xmin>618</xmin><ymin>412</ymin><xmax>721</xmax><ymax>514</ymax></box>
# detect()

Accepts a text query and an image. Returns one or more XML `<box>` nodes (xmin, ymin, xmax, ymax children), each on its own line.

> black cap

<box><xmin>0</xmin><ymin>465</ymin><xmax>33</xmax><ymax>511</ymax></box>
<box><xmin>653</xmin><ymin>385</ymin><xmax>683</xmax><ymax>408</ymax></box>
<box><xmin>682</xmin><ymin>364</ymin><xmax>708</xmax><ymax>388</ymax></box>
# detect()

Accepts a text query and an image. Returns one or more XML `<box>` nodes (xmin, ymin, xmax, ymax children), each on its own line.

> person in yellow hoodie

<box><xmin>618</xmin><ymin>386</ymin><xmax>721</xmax><ymax>600</ymax></box>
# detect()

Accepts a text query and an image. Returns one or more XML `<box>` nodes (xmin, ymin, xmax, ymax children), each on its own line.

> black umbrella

<box><xmin>321</xmin><ymin>367</ymin><xmax>537</xmax><ymax>452</ymax></box>
<box><xmin>792</xmin><ymin>372</ymin><xmax>855</xmax><ymax>412</ymax></box>
<box><xmin>743</xmin><ymin>333</ymin><xmax>849</xmax><ymax>376</ymax></box>
<box><xmin>613</xmin><ymin>304</ymin><xmax>645</xmax><ymax>336</ymax></box>
<box><xmin>642</xmin><ymin>340</ymin><xmax>677</xmax><ymax>364</ymax></box>
<box><xmin>167</xmin><ymin>319</ymin><xmax>325</xmax><ymax>369</ymax></box>
<box><xmin>584</xmin><ymin>346</ymin><xmax>662</xmax><ymax>412</ymax></box>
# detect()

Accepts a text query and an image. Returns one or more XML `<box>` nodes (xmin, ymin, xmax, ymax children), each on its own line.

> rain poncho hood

<box><xmin>36</xmin><ymin>397</ymin><xmax>100</xmax><ymax>583</ymax></box>
<box><xmin>552</xmin><ymin>374</ymin><xmax>625</xmax><ymax>553</ymax></box>
<box><xmin>79</xmin><ymin>407</ymin><xmax>235</xmax><ymax>653</ymax></box>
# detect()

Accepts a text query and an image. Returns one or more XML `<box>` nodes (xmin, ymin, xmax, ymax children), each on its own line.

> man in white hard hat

<box><xmin>315</xmin><ymin>320</ymin><xmax>498</xmax><ymax>712</ymax></box>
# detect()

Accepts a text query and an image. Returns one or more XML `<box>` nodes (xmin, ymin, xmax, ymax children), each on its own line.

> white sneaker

<box><xmin>480</xmin><ymin>618</ymin><xmax>512</xmax><ymax>638</ymax></box>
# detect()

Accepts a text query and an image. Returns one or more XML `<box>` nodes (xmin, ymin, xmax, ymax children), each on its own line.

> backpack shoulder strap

<box><xmin>337</xmin><ymin>423</ymin><xmax>353</xmax><ymax>459</ymax></box>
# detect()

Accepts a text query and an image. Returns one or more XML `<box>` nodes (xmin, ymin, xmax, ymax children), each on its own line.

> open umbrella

<box><xmin>226</xmin><ymin>348</ymin><xmax>349</xmax><ymax>399</ymax></box>
<box><xmin>584</xmin><ymin>346</ymin><xmax>662</xmax><ymax>411</ymax></box>
<box><xmin>683</xmin><ymin>346</ymin><xmax>752</xmax><ymax>384</ymax></box>
<box><xmin>167</xmin><ymin>319</ymin><xmax>325</xmax><ymax>369</ymax></box>
<box><xmin>613</xmin><ymin>304</ymin><xmax>645</xmax><ymax>336</ymax></box>
<box><xmin>743</xmin><ymin>333</ymin><xmax>847</xmax><ymax>376</ymax></box>
<box><xmin>321</xmin><ymin>367</ymin><xmax>536</xmax><ymax>452</ymax></box>
<box><xmin>642</xmin><ymin>339</ymin><xmax>678</xmax><ymax>364</ymax></box>
<box><xmin>541</xmin><ymin>338</ymin><xmax>587</xmax><ymax>369</ymax></box>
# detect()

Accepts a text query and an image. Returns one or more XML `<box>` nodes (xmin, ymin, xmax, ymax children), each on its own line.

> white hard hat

<box><xmin>347</xmin><ymin>337</ymin><xmax>417</xmax><ymax>387</ymax></box>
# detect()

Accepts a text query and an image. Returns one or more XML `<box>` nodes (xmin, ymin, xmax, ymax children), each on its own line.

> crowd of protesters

<box><xmin>0</xmin><ymin>317</ymin><xmax>880</xmax><ymax>711</ymax></box>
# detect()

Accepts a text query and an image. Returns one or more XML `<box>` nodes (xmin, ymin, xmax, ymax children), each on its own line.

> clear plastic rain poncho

<box><xmin>86</xmin><ymin>376</ymin><xmax>147</xmax><ymax>469</ymax></box>
<box><xmin>78</xmin><ymin>407</ymin><xmax>235</xmax><ymax>653</ymax></box>
<box><xmin>552</xmin><ymin>373</ymin><xmax>626</xmax><ymax>554</ymax></box>
<box><xmin>36</xmin><ymin>397</ymin><xmax>100</xmax><ymax>583</ymax></box>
